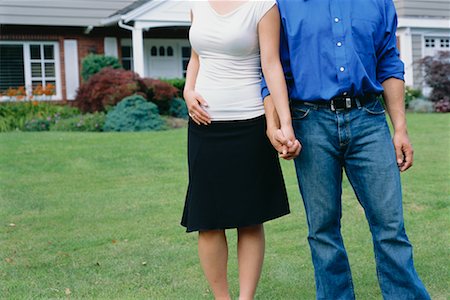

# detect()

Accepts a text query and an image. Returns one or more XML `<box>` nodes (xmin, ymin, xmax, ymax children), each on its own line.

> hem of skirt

<box><xmin>180</xmin><ymin>210</ymin><xmax>290</xmax><ymax>233</ymax></box>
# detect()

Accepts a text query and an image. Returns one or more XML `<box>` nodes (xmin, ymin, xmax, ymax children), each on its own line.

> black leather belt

<box><xmin>295</xmin><ymin>95</ymin><xmax>379</xmax><ymax>111</ymax></box>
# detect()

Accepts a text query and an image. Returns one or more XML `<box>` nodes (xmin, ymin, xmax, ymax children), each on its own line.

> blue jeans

<box><xmin>291</xmin><ymin>99</ymin><xmax>430</xmax><ymax>300</ymax></box>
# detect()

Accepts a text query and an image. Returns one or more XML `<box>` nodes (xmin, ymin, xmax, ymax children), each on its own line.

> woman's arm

<box><xmin>258</xmin><ymin>6</ymin><xmax>296</xmax><ymax>147</ymax></box>
<box><xmin>183</xmin><ymin>11</ymin><xmax>211</xmax><ymax>125</ymax></box>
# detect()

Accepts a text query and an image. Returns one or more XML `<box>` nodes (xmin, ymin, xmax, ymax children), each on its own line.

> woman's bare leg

<box><xmin>237</xmin><ymin>224</ymin><xmax>265</xmax><ymax>300</ymax></box>
<box><xmin>198</xmin><ymin>230</ymin><xmax>231</xmax><ymax>300</ymax></box>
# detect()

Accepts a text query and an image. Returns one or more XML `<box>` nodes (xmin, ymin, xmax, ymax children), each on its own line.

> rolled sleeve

<box><xmin>376</xmin><ymin>0</ymin><xmax>405</xmax><ymax>83</ymax></box>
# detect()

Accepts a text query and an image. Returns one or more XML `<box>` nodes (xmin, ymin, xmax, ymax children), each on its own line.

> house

<box><xmin>0</xmin><ymin>0</ymin><xmax>449</xmax><ymax>101</ymax></box>
<box><xmin>394</xmin><ymin>0</ymin><xmax>450</xmax><ymax>90</ymax></box>
<box><xmin>0</xmin><ymin>0</ymin><xmax>192</xmax><ymax>101</ymax></box>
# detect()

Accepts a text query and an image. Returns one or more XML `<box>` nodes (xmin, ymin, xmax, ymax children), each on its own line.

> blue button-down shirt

<box><xmin>261</xmin><ymin>0</ymin><xmax>405</xmax><ymax>102</ymax></box>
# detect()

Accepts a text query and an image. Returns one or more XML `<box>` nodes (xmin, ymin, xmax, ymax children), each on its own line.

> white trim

<box><xmin>398</xmin><ymin>17</ymin><xmax>450</xmax><ymax>30</ymax></box>
<box><xmin>132</xmin><ymin>28</ymin><xmax>145</xmax><ymax>76</ymax></box>
<box><xmin>63</xmin><ymin>40</ymin><xmax>80</xmax><ymax>100</ymax></box>
<box><xmin>122</xmin><ymin>1</ymin><xmax>165</xmax><ymax>23</ymax></box>
<box><xmin>398</xmin><ymin>28</ymin><xmax>414</xmax><ymax>86</ymax></box>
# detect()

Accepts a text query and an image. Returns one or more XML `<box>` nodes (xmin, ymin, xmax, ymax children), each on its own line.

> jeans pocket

<box><xmin>362</xmin><ymin>100</ymin><xmax>385</xmax><ymax>115</ymax></box>
<box><xmin>292</xmin><ymin>107</ymin><xmax>311</xmax><ymax>120</ymax></box>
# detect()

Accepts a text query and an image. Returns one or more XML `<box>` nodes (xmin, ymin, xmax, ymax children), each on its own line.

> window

<box><xmin>121</xmin><ymin>45</ymin><xmax>133</xmax><ymax>70</ymax></box>
<box><xmin>151</xmin><ymin>46</ymin><xmax>157</xmax><ymax>57</ymax></box>
<box><xmin>0</xmin><ymin>45</ymin><xmax>25</xmax><ymax>91</ymax></box>
<box><xmin>167</xmin><ymin>46</ymin><xmax>174</xmax><ymax>57</ymax></box>
<box><xmin>159</xmin><ymin>46</ymin><xmax>165</xmax><ymax>57</ymax></box>
<box><xmin>425</xmin><ymin>38</ymin><xmax>435</xmax><ymax>48</ymax></box>
<box><xmin>0</xmin><ymin>42</ymin><xmax>60</xmax><ymax>100</ymax></box>
<box><xmin>29</xmin><ymin>44</ymin><xmax>57</xmax><ymax>91</ymax></box>
<box><xmin>424</xmin><ymin>36</ymin><xmax>450</xmax><ymax>57</ymax></box>
<box><xmin>181</xmin><ymin>46</ymin><xmax>191</xmax><ymax>78</ymax></box>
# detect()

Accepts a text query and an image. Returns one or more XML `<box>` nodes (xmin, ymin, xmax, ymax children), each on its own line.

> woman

<box><xmin>181</xmin><ymin>1</ymin><xmax>296</xmax><ymax>299</ymax></box>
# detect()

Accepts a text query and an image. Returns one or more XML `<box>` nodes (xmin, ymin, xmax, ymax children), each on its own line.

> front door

<box><xmin>148</xmin><ymin>43</ymin><xmax>179</xmax><ymax>78</ymax></box>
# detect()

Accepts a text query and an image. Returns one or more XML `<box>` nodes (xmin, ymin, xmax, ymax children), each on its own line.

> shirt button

<box><xmin>334</xmin><ymin>17</ymin><xmax>340</xmax><ymax>23</ymax></box>
<box><xmin>337</xmin><ymin>42</ymin><xmax>342</xmax><ymax>47</ymax></box>
<box><xmin>340</xmin><ymin>67</ymin><xmax>345</xmax><ymax>72</ymax></box>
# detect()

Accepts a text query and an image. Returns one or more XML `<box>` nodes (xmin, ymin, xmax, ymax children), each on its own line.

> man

<box><xmin>262</xmin><ymin>0</ymin><xmax>431</xmax><ymax>299</ymax></box>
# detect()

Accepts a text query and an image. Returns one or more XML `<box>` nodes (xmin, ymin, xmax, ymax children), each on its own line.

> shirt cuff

<box><xmin>261</xmin><ymin>87</ymin><xmax>271</xmax><ymax>101</ymax></box>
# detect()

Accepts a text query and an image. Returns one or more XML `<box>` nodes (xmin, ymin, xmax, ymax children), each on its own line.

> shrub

<box><xmin>169</xmin><ymin>97</ymin><xmax>188</xmax><ymax>119</ymax></box>
<box><xmin>142</xmin><ymin>78</ymin><xmax>179</xmax><ymax>115</ymax></box>
<box><xmin>419</xmin><ymin>51</ymin><xmax>450</xmax><ymax>103</ymax></box>
<box><xmin>0</xmin><ymin>102</ymin><xmax>80</xmax><ymax>132</ymax></box>
<box><xmin>103</xmin><ymin>94</ymin><xmax>165</xmax><ymax>132</ymax></box>
<box><xmin>50</xmin><ymin>112</ymin><xmax>106</xmax><ymax>132</ymax></box>
<box><xmin>23</xmin><ymin>118</ymin><xmax>51</xmax><ymax>131</ymax></box>
<box><xmin>434</xmin><ymin>97</ymin><xmax>450</xmax><ymax>113</ymax></box>
<box><xmin>161</xmin><ymin>78</ymin><xmax>185</xmax><ymax>97</ymax></box>
<box><xmin>405</xmin><ymin>87</ymin><xmax>422</xmax><ymax>109</ymax></box>
<box><xmin>81</xmin><ymin>54</ymin><xmax>122</xmax><ymax>81</ymax></box>
<box><xmin>75</xmin><ymin>68</ymin><xmax>147</xmax><ymax>113</ymax></box>
<box><xmin>409</xmin><ymin>98</ymin><xmax>434</xmax><ymax>113</ymax></box>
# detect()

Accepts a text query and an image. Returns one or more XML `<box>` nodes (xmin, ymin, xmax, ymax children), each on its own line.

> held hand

<box><xmin>184</xmin><ymin>90</ymin><xmax>211</xmax><ymax>125</ymax></box>
<box><xmin>267</xmin><ymin>126</ymin><xmax>301</xmax><ymax>160</ymax></box>
<box><xmin>393</xmin><ymin>131</ymin><xmax>414</xmax><ymax>172</ymax></box>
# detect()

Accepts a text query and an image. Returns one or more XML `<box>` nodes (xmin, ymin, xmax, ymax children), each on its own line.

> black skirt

<box><xmin>181</xmin><ymin>115</ymin><xmax>290</xmax><ymax>232</ymax></box>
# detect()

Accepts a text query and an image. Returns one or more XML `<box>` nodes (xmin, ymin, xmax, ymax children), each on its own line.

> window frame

<box><xmin>0</xmin><ymin>41</ymin><xmax>62</xmax><ymax>101</ymax></box>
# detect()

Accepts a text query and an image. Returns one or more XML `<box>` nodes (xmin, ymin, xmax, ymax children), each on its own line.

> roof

<box><xmin>0</xmin><ymin>0</ymin><xmax>139</xmax><ymax>27</ymax></box>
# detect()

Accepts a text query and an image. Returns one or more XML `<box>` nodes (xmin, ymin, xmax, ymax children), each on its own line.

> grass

<box><xmin>0</xmin><ymin>113</ymin><xmax>448</xmax><ymax>299</ymax></box>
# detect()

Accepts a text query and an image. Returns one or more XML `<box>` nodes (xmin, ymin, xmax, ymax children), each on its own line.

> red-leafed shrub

<box><xmin>419</xmin><ymin>51</ymin><xmax>450</xmax><ymax>104</ymax></box>
<box><xmin>142</xmin><ymin>78</ymin><xmax>179</xmax><ymax>114</ymax></box>
<box><xmin>75</xmin><ymin>68</ymin><xmax>147</xmax><ymax>113</ymax></box>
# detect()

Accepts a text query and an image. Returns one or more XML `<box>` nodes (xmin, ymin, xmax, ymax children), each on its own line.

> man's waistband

<box><xmin>292</xmin><ymin>95</ymin><xmax>379</xmax><ymax>111</ymax></box>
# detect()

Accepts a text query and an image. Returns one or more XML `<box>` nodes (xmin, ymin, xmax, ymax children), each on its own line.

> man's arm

<box><xmin>382</xmin><ymin>78</ymin><xmax>413</xmax><ymax>172</ymax></box>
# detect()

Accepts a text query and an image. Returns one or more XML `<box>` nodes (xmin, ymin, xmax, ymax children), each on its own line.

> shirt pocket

<box><xmin>351</xmin><ymin>18</ymin><xmax>377</xmax><ymax>55</ymax></box>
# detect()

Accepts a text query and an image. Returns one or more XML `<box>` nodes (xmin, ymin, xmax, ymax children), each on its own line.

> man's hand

<box><xmin>393</xmin><ymin>131</ymin><xmax>413</xmax><ymax>172</ymax></box>
<box><xmin>267</xmin><ymin>127</ymin><xmax>301</xmax><ymax>160</ymax></box>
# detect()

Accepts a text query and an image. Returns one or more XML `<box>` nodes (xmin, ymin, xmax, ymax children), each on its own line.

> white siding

<box><xmin>0</xmin><ymin>0</ymin><xmax>137</xmax><ymax>26</ymax></box>
<box><xmin>394</xmin><ymin>0</ymin><xmax>450</xmax><ymax>19</ymax></box>
<box><xmin>411</xmin><ymin>34</ymin><xmax>423</xmax><ymax>88</ymax></box>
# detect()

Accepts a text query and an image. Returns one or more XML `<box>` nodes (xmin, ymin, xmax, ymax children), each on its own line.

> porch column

<box><xmin>398</xmin><ymin>27</ymin><xmax>414</xmax><ymax>87</ymax></box>
<box><xmin>132</xmin><ymin>26</ymin><xmax>145</xmax><ymax>77</ymax></box>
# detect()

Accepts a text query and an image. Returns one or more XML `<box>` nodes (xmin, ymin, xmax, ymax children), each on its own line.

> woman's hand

<box><xmin>279</xmin><ymin>124</ymin><xmax>301</xmax><ymax>160</ymax></box>
<box><xmin>184</xmin><ymin>90</ymin><xmax>211</xmax><ymax>125</ymax></box>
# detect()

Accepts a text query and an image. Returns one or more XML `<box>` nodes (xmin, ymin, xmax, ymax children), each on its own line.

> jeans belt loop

<box><xmin>355</xmin><ymin>97</ymin><xmax>361</xmax><ymax>108</ymax></box>
<box><xmin>345</xmin><ymin>97</ymin><xmax>352</xmax><ymax>109</ymax></box>
<box><xmin>330</xmin><ymin>99</ymin><xmax>336</xmax><ymax>111</ymax></box>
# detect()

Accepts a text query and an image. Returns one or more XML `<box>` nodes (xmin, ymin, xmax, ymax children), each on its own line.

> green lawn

<box><xmin>0</xmin><ymin>113</ymin><xmax>449</xmax><ymax>299</ymax></box>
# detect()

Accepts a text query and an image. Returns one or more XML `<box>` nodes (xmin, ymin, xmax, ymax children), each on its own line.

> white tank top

<box><xmin>189</xmin><ymin>0</ymin><xmax>276</xmax><ymax>121</ymax></box>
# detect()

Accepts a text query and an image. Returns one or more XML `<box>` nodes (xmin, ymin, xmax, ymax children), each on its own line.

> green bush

<box><xmin>169</xmin><ymin>98</ymin><xmax>188</xmax><ymax>119</ymax></box>
<box><xmin>0</xmin><ymin>102</ymin><xmax>80</xmax><ymax>132</ymax></box>
<box><xmin>405</xmin><ymin>87</ymin><xmax>422</xmax><ymax>109</ymax></box>
<box><xmin>81</xmin><ymin>54</ymin><xmax>122</xmax><ymax>81</ymax></box>
<box><xmin>50</xmin><ymin>112</ymin><xmax>106</xmax><ymax>132</ymax></box>
<box><xmin>103</xmin><ymin>95</ymin><xmax>165</xmax><ymax>132</ymax></box>
<box><xmin>161</xmin><ymin>78</ymin><xmax>185</xmax><ymax>97</ymax></box>
<box><xmin>23</xmin><ymin>118</ymin><xmax>51</xmax><ymax>131</ymax></box>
